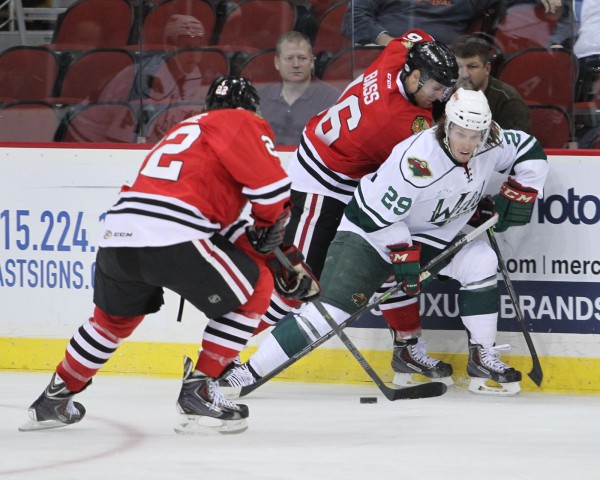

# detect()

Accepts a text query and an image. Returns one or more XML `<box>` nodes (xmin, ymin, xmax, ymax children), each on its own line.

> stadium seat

<box><xmin>238</xmin><ymin>49</ymin><xmax>280</xmax><ymax>85</ymax></box>
<box><xmin>53</xmin><ymin>49</ymin><xmax>136</xmax><ymax>102</ymax></box>
<box><xmin>51</xmin><ymin>0</ymin><xmax>134</xmax><ymax>49</ymax></box>
<box><xmin>57</xmin><ymin>102</ymin><xmax>138</xmax><ymax>143</ymax></box>
<box><xmin>216</xmin><ymin>0</ymin><xmax>297</xmax><ymax>50</ymax></box>
<box><xmin>320</xmin><ymin>46</ymin><xmax>383</xmax><ymax>91</ymax></box>
<box><xmin>0</xmin><ymin>46</ymin><xmax>59</xmax><ymax>101</ymax></box>
<box><xmin>143</xmin><ymin>102</ymin><xmax>205</xmax><ymax>143</ymax></box>
<box><xmin>493</xmin><ymin>4</ymin><xmax>560</xmax><ymax>54</ymax></box>
<box><xmin>140</xmin><ymin>0</ymin><xmax>217</xmax><ymax>47</ymax></box>
<box><xmin>0</xmin><ymin>101</ymin><xmax>59</xmax><ymax>142</ymax></box>
<box><xmin>528</xmin><ymin>104</ymin><xmax>571</xmax><ymax>149</ymax></box>
<box><xmin>497</xmin><ymin>48</ymin><xmax>577</xmax><ymax>112</ymax></box>
<box><xmin>150</xmin><ymin>47</ymin><xmax>230</xmax><ymax>100</ymax></box>
<box><xmin>313</xmin><ymin>1</ymin><xmax>350</xmax><ymax>55</ymax></box>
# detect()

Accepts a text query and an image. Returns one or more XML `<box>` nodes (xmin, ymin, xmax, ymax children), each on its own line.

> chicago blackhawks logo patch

<box><xmin>351</xmin><ymin>293</ymin><xmax>367</xmax><ymax>306</ymax></box>
<box><xmin>408</xmin><ymin>157</ymin><xmax>432</xmax><ymax>178</ymax></box>
<box><xmin>411</xmin><ymin>115</ymin><xmax>429</xmax><ymax>134</ymax></box>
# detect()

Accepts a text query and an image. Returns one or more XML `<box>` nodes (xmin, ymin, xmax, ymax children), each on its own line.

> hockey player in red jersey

<box><xmin>220</xmin><ymin>30</ymin><xmax>460</xmax><ymax>392</ymax></box>
<box><xmin>19</xmin><ymin>76</ymin><xmax>318</xmax><ymax>435</ymax></box>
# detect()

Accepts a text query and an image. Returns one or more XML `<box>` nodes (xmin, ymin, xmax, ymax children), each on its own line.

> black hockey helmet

<box><xmin>404</xmin><ymin>41</ymin><xmax>458</xmax><ymax>88</ymax></box>
<box><xmin>205</xmin><ymin>75</ymin><xmax>260</xmax><ymax>112</ymax></box>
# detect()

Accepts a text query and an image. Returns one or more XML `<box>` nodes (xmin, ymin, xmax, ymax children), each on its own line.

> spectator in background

<box><xmin>451</xmin><ymin>34</ymin><xmax>531</xmax><ymax>132</ymax></box>
<box><xmin>257</xmin><ymin>31</ymin><xmax>341</xmax><ymax>146</ymax></box>
<box><xmin>343</xmin><ymin>0</ymin><xmax>565</xmax><ymax>47</ymax></box>
<box><xmin>86</xmin><ymin>14</ymin><xmax>207</xmax><ymax>143</ymax></box>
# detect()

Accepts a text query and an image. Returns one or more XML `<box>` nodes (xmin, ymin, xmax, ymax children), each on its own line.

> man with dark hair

<box><xmin>451</xmin><ymin>34</ymin><xmax>531</xmax><ymax>133</ymax></box>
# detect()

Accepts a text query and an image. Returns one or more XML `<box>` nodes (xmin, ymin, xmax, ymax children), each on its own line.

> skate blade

<box><xmin>19</xmin><ymin>418</ymin><xmax>72</xmax><ymax>432</ymax></box>
<box><xmin>174</xmin><ymin>414</ymin><xmax>248</xmax><ymax>435</ymax></box>
<box><xmin>468</xmin><ymin>378</ymin><xmax>521</xmax><ymax>396</ymax></box>
<box><xmin>393</xmin><ymin>372</ymin><xmax>454</xmax><ymax>388</ymax></box>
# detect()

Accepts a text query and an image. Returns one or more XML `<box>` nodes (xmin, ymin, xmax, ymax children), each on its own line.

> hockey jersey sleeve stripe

<box><xmin>411</xmin><ymin>233</ymin><xmax>450</xmax><ymax>250</ymax></box>
<box><xmin>243</xmin><ymin>183</ymin><xmax>292</xmax><ymax>205</ymax></box>
<box><xmin>114</xmin><ymin>194</ymin><xmax>206</xmax><ymax>218</ymax></box>
<box><xmin>297</xmin><ymin>151</ymin><xmax>358</xmax><ymax>198</ymax></box>
<box><xmin>355</xmin><ymin>184</ymin><xmax>394</xmax><ymax>229</ymax></box>
<box><xmin>242</xmin><ymin>177</ymin><xmax>291</xmax><ymax>199</ymax></box>
<box><xmin>298</xmin><ymin>137</ymin><xmax>359</xmax><ymax>189</ymax></box>
<box><xmin>108</xmin><ymin>208</ymin><xmax>219</xmax><ymax>234</ymax></box>
<box><xmin>345</xmin><ymin>195</ymin><xmax>390</xmax><ymax>234</ymax></box>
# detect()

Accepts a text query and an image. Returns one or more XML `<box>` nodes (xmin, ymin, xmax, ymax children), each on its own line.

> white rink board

<box><xmin>0</xmin><ymin>146</ymin><xmax>599</xmax><ymax>357</ymax></box>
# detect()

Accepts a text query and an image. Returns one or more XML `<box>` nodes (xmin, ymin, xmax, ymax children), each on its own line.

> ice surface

<box><xmin>1</xmin><ymin>372</ymin><xmax>599</xmax><ymax>480</ymax></box>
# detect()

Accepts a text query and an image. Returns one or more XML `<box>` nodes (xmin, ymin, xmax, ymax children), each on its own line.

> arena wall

<box><xmin>1</xmin><ymin>144</ymin><xmax>599</xmax><ymax>393</ymax></box>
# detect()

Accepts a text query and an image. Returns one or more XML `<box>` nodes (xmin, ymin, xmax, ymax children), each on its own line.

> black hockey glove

<box><xmin>266</xmin><ymin>245</ymin><xmax>321</xmax><ymax>301</ymax></box>
<box><xmin>388</xmin><ymin>243</ymin><xmax>421</xmax><ymax>296</ymax></box>
<box><xmin>493</xmin><ymin>177</ymin><xmax>538</xmax><ymax>233</ymax></box>
<box><xmin>468</xmin><ymin>195</ymin><xmax>495</xmax><ymax>228</ymax></box>
<box><xmin>247</xmin><ymin>209</ymin><xmax>291</xmax><ymax>254</ymax></box>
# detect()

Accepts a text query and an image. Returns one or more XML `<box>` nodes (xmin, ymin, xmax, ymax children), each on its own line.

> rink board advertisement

<box><xmin>0</xmin><ymin>146</ymin><xmax>599</xmax><ymax>392</ymax></box>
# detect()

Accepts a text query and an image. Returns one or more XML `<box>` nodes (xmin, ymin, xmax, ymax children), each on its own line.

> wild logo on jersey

<box><xmin>429</xmin><ymin>189</ymin><xmax>484</xmax><ymax>226</ymax></box>
<box><xmin>411</xmin><ymin>115</ymin><xmax>429</xmax><ymax>134</ymax></box>
<box><xmin>408</xmin><ymin>157</ymin><xmax>432</xmax><ymax>178</ymax></box>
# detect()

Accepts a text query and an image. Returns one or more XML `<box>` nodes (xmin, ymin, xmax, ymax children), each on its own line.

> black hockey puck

<box><xmin>359</xmin><ymin>396</ymin><xmax>378</xmax><ymax>404</ymax></box>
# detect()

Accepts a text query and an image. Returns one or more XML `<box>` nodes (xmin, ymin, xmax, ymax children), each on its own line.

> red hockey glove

<box><xmin>388</xmin><ymin>243</ymin><xmax>421</xmax><ymax>296</ymax></box>
<box><xmin>247</xmin><ymin>208</ymin><xmax>291</xmax><ymax>254</ymax></box>
<box><xmin>468</xmin><ymin>195</ymin><xmax>495</xmax><ymax>228</ymax></box>
<box><xmin>493</xmin><ymin>177</ymin><xmax>538</xmax><ymax>233</ymax></box>
<box><xmin>266</xmin><ymin>245</ymin><xmax>321</xmax><ymax>301</ymax></box>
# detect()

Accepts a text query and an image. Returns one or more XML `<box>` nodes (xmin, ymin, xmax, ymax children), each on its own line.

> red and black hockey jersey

<box><xmin>288</xmin><ymin>30</ymin><xmax>435</xmax><ymax>203</ymax></box>
<box><xmin>99</xmin><ymin>108</ymin><xmax>291</xmax><ymax>247</ymax></box>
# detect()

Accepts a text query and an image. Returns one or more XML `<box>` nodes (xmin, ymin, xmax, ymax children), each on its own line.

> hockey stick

<box><xmin>272</xmin><ymin>247</ymin><xmax>447</xmax><ymax>401</ymax></box>
<box><xmin>486</xmin><ymin>229</ymin><xmax>543</xmax><ymax>387</ymax></box>
<box><xmin>239</xmin><ymin>215</ymin><xmax>499</xmax><ymax>397</ymax></box>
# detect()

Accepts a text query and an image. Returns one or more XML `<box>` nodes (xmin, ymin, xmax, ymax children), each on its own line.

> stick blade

<box><xmin>387</xmin><ymin>381</ymin><xmax>448</xmax><ymax>401</ymax></box>
<box><xmin>528</xmin><ymin>367</ymin><xmax>543</xmax><ymax>387</ymax></box>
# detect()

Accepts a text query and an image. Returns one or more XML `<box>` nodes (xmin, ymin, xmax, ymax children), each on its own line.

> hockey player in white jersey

<box><xmin>223</xmin><ymin>88</ymin><xmax>548</xmax><ymax>396</ymax></box>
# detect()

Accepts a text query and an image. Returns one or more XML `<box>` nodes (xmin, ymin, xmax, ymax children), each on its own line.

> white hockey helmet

<box><xmin>444</xmin><ymin>88</ymin><xmax>492</xmax><ymax>154</ymax></box>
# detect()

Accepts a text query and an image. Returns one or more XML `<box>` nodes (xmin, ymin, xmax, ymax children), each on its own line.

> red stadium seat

<box><xmin>54</xmin><ymin>49</ymin><xmax>136</xmax><ymax>102</ymax></box>
<box><xmin>238</xmin><ymin>49</ymin><xmax>280</xmax><ymax>85</ymax></box>
<box><xmin>58</xmin><ymin>102</ymin><xmax>138</xmax><ymax>143</ymax></box>
<box><xmin>528</xmin><ymin>104</ymin><xmax>571</xmax><ymax>149</ymax></box>
<box><xmin>140</xmin><ymin>0</ymin><xmax>217</xmax><ymax>47</ymax></box>
<box><xmin>51</xmin><ymin>0</ymin><xmax>134</xmax><ymax>49</ymax></box>
<box><xmin>0</xmin><ymin>46</ymin><xmax>59</xmax><ymax>101</ymax></box>
<box><xmin>217</xmin><ymin>0</ymin><xmax>297</xmax><ymax>50</ymax></box>
<box><xmin>493</xmin><ymin>3</ymin><xmax>560</xmax><ymax>54</ymax></box>
<box><xmin>320</xmin><ymin>46</ymin><xmax>383</xmax><ymax>91</ymax></box>
<box><xmin>497</xmin><ymin>48</ymin><xmax>577</xmax><ymax>112</ymax></box>
<box><xmin>143</xmin><ymin>102</ymin><xmax>205</xmax><ymax>143</ymax></box>
<box><xmin>313</xmin><ymin>1</ymin><xmax>350</xmax><ymax>55</ymax></box>
<box><xmin>0</xmin><ymin>101</ymin><xmax>59</xmax><ymax>142</ymax></box>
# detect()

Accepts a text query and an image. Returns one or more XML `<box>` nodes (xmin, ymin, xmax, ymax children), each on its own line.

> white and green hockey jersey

<box><xmin>340</xmin><ymin>124</ymin><xmax>549</xmax><ymax>260</ymax></box>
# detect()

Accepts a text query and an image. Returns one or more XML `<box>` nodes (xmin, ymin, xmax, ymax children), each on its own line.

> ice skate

<box><xmin>467</xmin><ymin>343</ymin><xmax>522</xmax><ymax>396</ymax></box>
<box><xmin>218</xmin><ymin>361</ymin><xmax>260</xmax><ymax>399</ymax></box>
<box><xmin>19</xmin><ymin>373</ymin><xmax>86</xmax><ymax>432</ymax></box>
<box><xmin>175</xmin><ymin>356</ymin><xmax>249</xmax><ymax>435</ymax></box>
<box><xmin>391</xmin><ymin>337</ymin><xmax>454</xmax><ymax>387</ymax></box>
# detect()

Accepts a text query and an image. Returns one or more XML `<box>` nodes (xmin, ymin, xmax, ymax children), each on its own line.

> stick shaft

<box><xmin>487</xmin><ymin>229</ymin><xmax>543</xmax><ymax>386</ymax></box>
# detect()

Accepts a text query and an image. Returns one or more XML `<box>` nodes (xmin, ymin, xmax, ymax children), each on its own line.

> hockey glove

<box><xmin>266</xmin><ymin>245</ymin><xmax>321</xmax><ymax>301</ymax></box>
<box><xmin>468</xmin><ymin>195</ymin><xmax>495</xmax><ymax>228</ymax></box>
<box><xmin>493</xmin><ymin>177</ymin><xmax>538</xmax><ymax>233</ymax></box>
<box><xmin>247</xmin><ymin>209</ymin><xmax>291</xmax><ymax>254</ymax></box>
<box><xmin>388</xmin><ymin>243</ymin><xmax>421</xmax><ymax>296</ymax></box>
